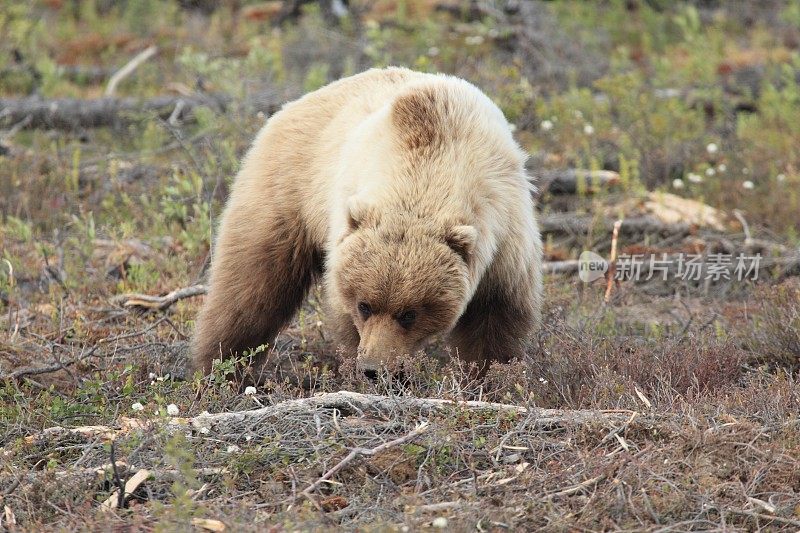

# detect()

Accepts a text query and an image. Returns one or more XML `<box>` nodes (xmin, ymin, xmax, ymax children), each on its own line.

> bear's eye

<box><xmin>396</xmin><ymin>310</ymin><xmax>417</xmax><ymax>329</ymax></box>
<box><xmin>357</xmin><ymin>302</ymin><xmax>372</xmax><ymax>320</ymax></box>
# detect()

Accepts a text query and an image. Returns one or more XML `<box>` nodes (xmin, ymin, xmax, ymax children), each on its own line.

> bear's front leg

<box><xmin>192</xmin><ymin>206</ymin><xmax>321</xmax><ymax>381</ymax></box>
<box><xmin>448</xmin><ymin>269</ymin><xmax>540</xmax><ymax>375</ymax></box>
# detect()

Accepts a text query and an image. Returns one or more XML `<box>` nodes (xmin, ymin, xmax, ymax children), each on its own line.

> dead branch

<box><xmin>1</xmin><ymin>464</ymin><xmax>226</xmax><ymax>488</ymax></box>
<box><xmin>723</xmin><ymin>508</ymin><xmax>800</xmax><ymax>528</ymax></box>
<box><xmin>298</xmin><ymin>421</ymin><xmax>429</xmax><ymax>501</ymax></box>
<box><xmin>0</xmin><ymin>346</ymin><xmax>100</xmax><ymax>382</ymax></box>
<box><xmin>0</xmin><ymin>93</ymin><xmax>281</xmax><ymax>130</ymax></box>
<box><xmin>0</xmin><ymin>94</ymin><xmax>225</xmax><ymax>130</ymax></box>
<box><xmin>543</xmin><ymin>473</ymin><xmax>606</xmax><ymax>499</ymax></box>
<box><xmin>535</xmin><ymin>169</ymin><xmax>621</xmax><ymax>195</ymax></box>
<box><xmin>113</xmin><ymin>284</ymin><xmax>208</xmax><ymax>311</ymax></box>
<box><xmin>543</xmin><ymin>260</ymin><xmax>580</xmax><ymax>275</ymax></box>
<box><xmin>105</xmin><ymin>45</ymin><xmax>158</xmax><ymax>96</ymax></box>
<box><xmin>604</xmin><ymin>219</ymin><xmax>623</xmax><ymax>303</ymax></box>
<box><xmin>26</xmin><ymin>425</ymin><xmax>118</xmax><ymax>443</ymax></box>
<box><xmin>100</xmin><ymin>468</ymin><xmax>150</xmax><ymax>511</ymax></box>
<box><xmin>183</xmin><ymin>391</ymin><xmax>637</xmax><ymax>436</ymax></box>
<box><xmin>0</xmin><ymin>319</ymin><xmax>169</xmax><ymax>381</ymax></box>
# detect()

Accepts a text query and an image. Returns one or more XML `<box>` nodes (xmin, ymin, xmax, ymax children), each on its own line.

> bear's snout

<box><xmin>356</xmin><ymin>315</ymin><xmax>414</xmax><ymax>378</ymax></box>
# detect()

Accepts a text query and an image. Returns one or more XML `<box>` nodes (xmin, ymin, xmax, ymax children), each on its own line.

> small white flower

<box><xmin>687</xmin><ymin>173</ymin><xmax>703</xmax><ymax>183</ymax></box>
<box><xmin>245</xmin><ymin>435</ymin><xmax>252</xmax><ymax>441</ymax></box>
<box><xmin>427</xmin><ymin>46</ymin><xmax>439</xmax><ymax>57</ymax></box>
<box><xmin>672</xmin><ymin>179</ymin><xmax>685</xmax><ymax>189</ymax></box>
<box><xmin>244</xmin><ymin>386</ymin><xmax>257</xmax><ymax>396</ymax></box>
<box><xmin>131</xmin><ymin>402</ymin><xmax>144</xmax><ymax>412</ymax></box>
<box><xmin>540</xmin><ymin>119</ymin><xmax>553</xmax><ymax>131</ymax></box>
<box><xmin>742</xmin><ymin>180</ymin><xmax>755</xmax><ymax>190</ymax></box>
<box><xmin>717</xmin><ymin>163</ymin><xmax>727</xmax><ymax>173</ymax></box>
<box><xmin>706</xmin><ymin>142</ymin><xmax>718</xmax><ymax>154</ymax></box>
<box><xmin>199</xmin><ymin>427</ymin><xmax>210</xmax><ymax>434</ymax></box>
<box><xmin>148</xmin><ymin>372</ymin><xmax>156</xmax><ymax>380</ymax></box>
<box><xmin>166</xmin><ymin>403</ymin><xmax>180</xmax><ymax>416</ymax></box>
<box><xmin>776</xmin><ymin>173</ymin><xmax>786</xmax><ymax>182</ymax></box>
<box><xmin>583</xmin><ymin>124</ymin><xmax>595</xmax><ymax>135</ymax></box>
<box><xmin>705</xmin><ymin>167</ymin><xmax>715</xmax><ymax>177</ymax></box>
<box><xmin>226</xmin><ymin>444</ymin><xmax>241</xmax><ymax>454</ymax></box>
<box><xmin>538</xmin><ymin>377</ymin><xmax>548</xmax><ymax>385</ymax></box>
<box><xmin>432</xmin><ymin>517</ymin><xmax>448</xmax><ymax>528</ymax></box>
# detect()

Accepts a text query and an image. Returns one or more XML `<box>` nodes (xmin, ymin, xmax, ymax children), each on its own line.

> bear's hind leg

<box><xmin>192</xmin><ymin>209</ymin><xmax>322</xmax><ymax>380</ymax></box>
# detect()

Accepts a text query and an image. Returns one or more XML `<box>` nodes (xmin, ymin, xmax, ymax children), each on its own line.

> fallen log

<box><xmin>534</xmin><ymin>169</ymin><xmax>621</xmax><ymax>195</ymax></box>
<box><xmin>543</xmin><ymin>260</ymin><xmax>580</xmax><ymax>275</ymax></box>
<box><xmin>0</xmin><ymin>94</ymin><xmax>226</xmax><ymax>130</ymax></box>
<box><xmin>0</xmin><ymin>93</ymin><xmax>281</xmax><ymax>130</ymax></box>
<box><xmin>540</xmin><ymin>214</ymin><xmax>691</xmax><ymax>238</ymax></box>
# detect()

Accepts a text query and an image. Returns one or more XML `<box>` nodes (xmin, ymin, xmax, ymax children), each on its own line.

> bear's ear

<box><xmin>445</xmin><ymin>225</ymin><xmax>477</xmax><ymax>263</ymax></box>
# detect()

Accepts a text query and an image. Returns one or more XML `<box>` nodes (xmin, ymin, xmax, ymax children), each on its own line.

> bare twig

<box><xmin>0</xmin><ymin>318</ymin><xmax>169</xmax><ymax>381</ymax></box>
<box><xmin>298</xmin><ymin>421</ymin><xmax>429</xmax><ymax>501</ymax></box>
<box><xmin>0</xmin><ymin>346</ymin><xmax>99</xmax><ymax>382</ymax></box>
<box><xmin>604</xmin><ymin>218</ymin><xmax>623</xmax><ymax>304</ymax></box>
<box><xmin>542</xmin><ymin>474</ymin><xmax>606</xmax><ymax>499</ymax></box>
<box><xmin>105</xmin><ymin>46</ymin><xmax>158</xmax><ymax>96</ymax></box>
<box><xmin>732</xmin><ymin>209</ymin><xmax>752</xmax><ymax>246</ymax></box>
<box><xmin>114</xmin><ymin>284</ymin><xmax>208</xmax><ymax>311</ymax></box>
<box><xmin>724</xmin><ymin>507</ymin><xmax>800</xmax><ymax>528</ymax></box>
<box><xmin>109</xmin><ymin>442</ymin><xmax>126</xmax><ymax>509</ymax></box>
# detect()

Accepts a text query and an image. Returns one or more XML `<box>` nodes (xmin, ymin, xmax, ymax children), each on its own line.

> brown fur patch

<box><xmin>449</xmin><ymin>262</ymin><xmax>539</xmax><ymax>374</ymax></box>
<box><xmin>390</xmin><ymin>86</ymin><xmax>447</xmax><ymax>151</ymax></box>
<box><xmin>192</xmin><ymin>209</ymin><xmax>322</xmax><ymax>377</ymax></box>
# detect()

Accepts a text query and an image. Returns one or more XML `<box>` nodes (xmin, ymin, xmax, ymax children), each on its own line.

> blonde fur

<box><xmin>192</xmin><ymin>67</ymin><xmax>543</xmax><ymax>376</ymax></box>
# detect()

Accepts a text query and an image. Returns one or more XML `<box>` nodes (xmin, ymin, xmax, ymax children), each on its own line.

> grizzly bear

<box><xmin>192</xmin><ymin>67</ymin><xmax>543</xmax><ymax>378</ymax></box>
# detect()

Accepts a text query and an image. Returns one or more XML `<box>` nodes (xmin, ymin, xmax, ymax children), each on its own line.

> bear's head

<box><xmin>334</xmin><ymin>199</ymin><xmax>477</xmax><ymax>376</ymax></box>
